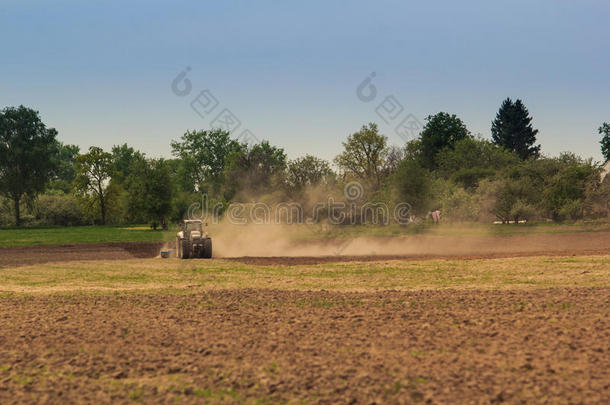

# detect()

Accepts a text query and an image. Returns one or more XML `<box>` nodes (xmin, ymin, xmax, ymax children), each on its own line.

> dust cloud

<box><xmin>211</xmin><ymin>222</ymin><xmax>486</xmax><ymax>258</ymax></box>
<box><xmin>207</xmin><ymin>221</ymin><xmax>610</xmax><ymax>259</ymax></box>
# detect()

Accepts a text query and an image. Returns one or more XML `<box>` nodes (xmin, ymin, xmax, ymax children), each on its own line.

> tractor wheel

<box><xmin>202</xmin><ymin>238</ymin><xmax>212</xmax><ymax>258</ymax></box>
<box><xmin>181</xmin><ymin>239</ymin><xmax>191</xmax><ymax>259</ymax></box>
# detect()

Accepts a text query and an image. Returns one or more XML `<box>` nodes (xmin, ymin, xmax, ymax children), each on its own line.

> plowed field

<box><xmin>3</xmin><ymin>231</ymin><xmax>610</xmax><ymax>267</ymax></box>
<box><xmin>1</xmin><ymin>230</ymin><xmax>609</xmax><ymax>403</ymax></box>
<box><xmin>0</xmin><ymin>289</ymin><xmax>608</xmax><ymax>404</ymax></box>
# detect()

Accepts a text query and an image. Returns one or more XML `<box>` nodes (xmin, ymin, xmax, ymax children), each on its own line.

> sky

<box><xmin>2</xmin><ymin>0</ymin><xmax>609</xmax><ymax>162</ymax></box>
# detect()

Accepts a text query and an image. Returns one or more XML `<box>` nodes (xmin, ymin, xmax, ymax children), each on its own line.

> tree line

<box><xmin>1</xmin><ymin>99</ymin><xmax>610</xmax><ymax>227</ymax></box>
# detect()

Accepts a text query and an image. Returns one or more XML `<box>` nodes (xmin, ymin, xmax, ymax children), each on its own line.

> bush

<box><xmin>34</xmin><ymin>194</ymin><xmax>84</xmax><ymax>226</ymax></box>
<box><xmin>542</xmin><ymin>164</ymin><xmax>596</xmax><ymax>220</ymax></box>
<box><xmin>450</xmin><ymin>168</ymin><xmax>496</xmax><ymax>190</ymax></box>
<box><xmin>475</xmin><ymin>178</ymin><xmax>511</xmax><ymax>223</ymax></box>
<box><xmin>583</xmin><ymin>180</ymin><xmax>610</xmax><ymax>218</ymax></box>
<box><xmin>509</xmin><ymin>200</ymin><xmax>537</xmax><ymax>222</ymax></box>
<box><xmin>392</xmin><ymin>159</ymin><xmax>434</xmax><ymax>216</ymax></box>
<box><xmin>0</xmin><ymin>198</ymin><xmax>13</xmax><ymax>226</ymax></box>
<box><xmin>436</xmin><ymin>137</ymin><xmax>519</xmax><ymax>183</ymax></box>
<box><xmin>441</xmin><ymin>187</ymin><xmax>479</xmax><ymax>222</ymax></box>
<box><xmin>558</xmin><ymin>200</ymin><xmax>584</xmax><ymax>221</ymax></box>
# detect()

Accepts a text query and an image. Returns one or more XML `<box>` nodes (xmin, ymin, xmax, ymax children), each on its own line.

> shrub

<box><xmin>34</xmin><ymin>194</ymin><xmax>84</xmax><ymax>226</ymax></box>
<box><xmin>441</xmin><ymin>187</ymin><xmax>479</xmax><ymax>222</ymax></box>
<box><xmin>509</xmin><ymin>200</ymin><xmax>537</xmax><ymax>223</ymax></box>
<box><xmin>392</xmin><ymin>159</ymin><xmax>434</xmax><ymax>216</ymax></box>
<box><xmin>0</xmin><ymin>197</ymin><xmax>13</xmax><ymax>226</ymax></box>
<box><xmin>542</xmin><ymin>162</ymin><xmax>597</xmax><ymax>220</ymax></box>
<box><xmin>558</xmin><ymin>200</ymin><xmax>584</xmax><ymax>221</ymax></box>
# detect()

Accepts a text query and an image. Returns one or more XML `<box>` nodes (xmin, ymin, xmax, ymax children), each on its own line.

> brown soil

<box><xmin>225</xmin><ymin>248</ymin><xmax>610</xmax><ymax>266</ymax></box>
<box><xmin>0</xmin><ymin>289</ymin><xmax>608</xmax><ymax>404</ymax></box>
<box><xmin>0</xmin><ymin>242</ymin><xmax>164</xmax><ymax>268</ymax></box>
<box><xmin>4</xmin><ymin>231</ymin><xmax>610</xmax><ymax>268</ymax></box>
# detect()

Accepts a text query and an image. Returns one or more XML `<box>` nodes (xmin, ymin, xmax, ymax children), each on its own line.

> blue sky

<box><xmin>2</xmin><ymin>0</ymin><xmax>609</xmax><ymax>162</ymax></box>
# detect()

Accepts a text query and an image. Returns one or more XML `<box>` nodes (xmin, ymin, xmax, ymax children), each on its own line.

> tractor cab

<box><xmin>176</xmin><ymin>220</ymin><xmax>212</xmax><ymax>259</ymax></box>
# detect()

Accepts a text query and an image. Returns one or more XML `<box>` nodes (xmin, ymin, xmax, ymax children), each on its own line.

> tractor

<box><xmin>176</xmin><ymin>220</ymin><xmax>212</xmax><ymax>259</ymax></box>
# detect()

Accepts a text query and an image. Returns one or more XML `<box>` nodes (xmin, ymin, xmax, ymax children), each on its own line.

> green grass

<box><xmin>1</xmin><ymin>255</ymin><xmax>608</xmax><ymax>295</ymax></box>
<box><xmin>1</xmin><ymin>220</ymin><xmax>609</xmax><ymax>248</ymax></box>
<box><xmin>0</xmin><ymin>225</ymin><xmax>174</xmax><ymax>247</ymax></box>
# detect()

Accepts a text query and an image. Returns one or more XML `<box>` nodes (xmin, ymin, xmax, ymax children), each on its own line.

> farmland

<box><xmin>0</xmin><ymin>226</ymin><xmax>609</xmax><ymax>403</ymax></box>
<box><xmin>4</xmin><ymin>1</ymin><xmax>610</xmax><ymax>402</ymax></box>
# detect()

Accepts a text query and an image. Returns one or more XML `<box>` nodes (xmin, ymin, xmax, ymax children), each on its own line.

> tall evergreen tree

<box><xmin>491</xmin><ymin>98</ymin><xmax>540</xmax><ymax>160</ymax></box>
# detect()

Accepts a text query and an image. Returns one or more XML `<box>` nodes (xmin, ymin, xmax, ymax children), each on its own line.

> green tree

<box><xmin>73</xmin><ymin>146</ymin><xmax>113</xmax><ymax>225</ymax></box>
<box><xmin>491</xmin><ymin>98</ymin><xmax>540</xmax><ymax>160</ymax></box>
<box><xmin>438</xmin><ymin>184</ymin><xmax>479</xmax><ymax>222</ymax></box>
<box><xmin>171</xmin><ymin>129</ymin><xmax>242</xmax><ymax>194</ymax></box>
<box><xmin>286</xmin><ymin>155</ymin><xmax>333</xmax><ymax>193</ymax></box>
<box><xmin>599</xmin><ymin>122</ymin><xmax>610</xmax><ymax>162</ymax></box>
<box><xmin>419</xmin><ymin>112</ymin><xmax>470</xmax><ymax>169</ymax></box>
<box><xmin>403</xmin><ymin>139</ymin><xmax>423</xmax><ymax>161</ymax></box>
<box><xmin>165</xmin><ymin>158</ymin><xmax>196</xmax><ymax>193</ymax></box>
<box><xmin>0</xmin><ymin>106</ymin><xmax>59</xmax><ymax>226</ymax></box>
<box><xmin>111</xmin><ymin>143</ymin><xmax>145</xmax><ymax>186</ymax></box>
<box><xmin>334</xmin><ymin>123</ymin><xmax>388</xmax><ymax>187</ymax></box>
<box><xmin>127</xmin><ymin>158</ymin><xmax>173</xmax><ymax>229</ymax></box>
<box><xmin>542</xmin><ymin>161</ymin><xmax>597</xmax><ymax>221</ymax></box>
<box><xmin>223</xmin><ymin>140</ymin><xmax>287</xmax><ymax>197</ymax></box>
<box><xmin>477</xmin><ymin>177</ymin><xmax>536</xmax><ymax>223</ymax></box>
<box><xmin>381</xmin><ymin>145</ymin><xmax>406</xmax><ymax>178</ymax></box>
<box><xmin>477</xmin><ymin>154</ymin><xmax>598</xmax><ymax>223</ymax></box>
<box><xmin>392</xmin><ymin>159</ymin><xmax>433</xmax><ymax>216</ymax></box>
<box><xmin>435</xmin><ymin>137</ymin><xmax>519</xmax><ymax>189</ymax></box>
<box><xmin>48</xmin><ymin>142</ymin><xmax>80</xmax><ymax>193</ymax></box>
